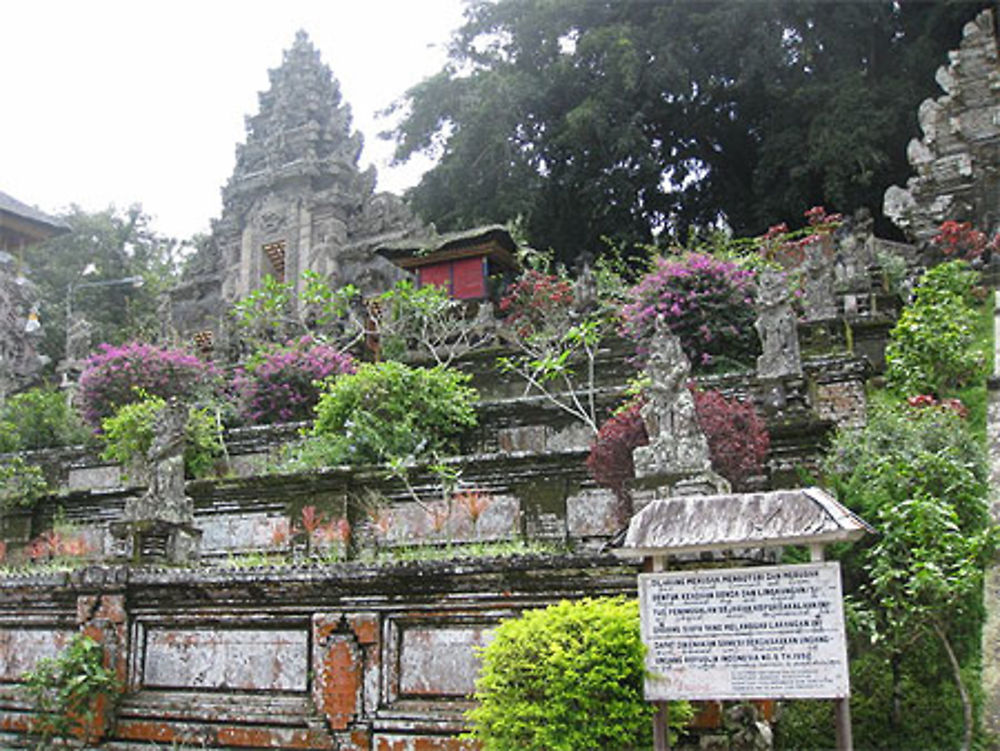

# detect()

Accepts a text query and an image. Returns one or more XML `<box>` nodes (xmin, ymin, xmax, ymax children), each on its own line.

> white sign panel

<box><xmin>639</xmin><ymin>562</ymin><xmax>849</xmax><ymax>701</ymax></box>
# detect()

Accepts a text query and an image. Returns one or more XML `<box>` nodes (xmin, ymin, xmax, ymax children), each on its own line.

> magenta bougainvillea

<box><xmin>621</xmin><ymin>253</ymin><xmax>758</xmax><ymax>371</ymax></box>
<box><xmin>691</xmin><ymin>389</ymin><xmax>769</xmax><ymax>489</ymax></box>
<box><xmin>77</xmin><ymin>342</ymin><xmax>218</xmax><ymax>427</ymax></box>
<box><xmin>233</xmin><ymin>336</ymin><xmax>355</xmax><ymax>424</ymax></box>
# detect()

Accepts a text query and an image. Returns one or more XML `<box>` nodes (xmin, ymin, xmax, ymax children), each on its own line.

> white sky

<box><xmin>2</xmin><ymin>0</ymin><xmax>466</xmax><ymax>241</ymax></box>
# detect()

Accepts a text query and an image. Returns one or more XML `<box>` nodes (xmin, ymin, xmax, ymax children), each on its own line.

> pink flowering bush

<box><xmin>77</xmin><ymin>342</ymin><xmax>218</xmax><ymax>428</ymax></box>
<box><xmin>234</xmin><ymin>336</ymin><xmax>355</xmax><ymax>424</ymax></box>
<box><xmin>621</xmin><ymin>253</ymin><xmax>758</xmax><ymax>371</ymax></box>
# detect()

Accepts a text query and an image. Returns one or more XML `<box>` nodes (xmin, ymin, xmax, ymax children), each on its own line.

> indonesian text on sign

<box><xmin>639</xmin><ymin>562</ymin><xmax>849</xmax><ymax>701</ymax></box>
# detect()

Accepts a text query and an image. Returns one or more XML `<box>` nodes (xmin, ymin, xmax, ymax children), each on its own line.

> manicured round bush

<box><xmin>77</xmin><ymin>342</ymin><xmax>217</xmax><ymax>428</ymax></box>
<box><xmin>691</xmin><ymin>388</ymin><xmax>770</xmax><ymax>490</ymax></box>
<box><xmin>467</xmin><ymin>597</ymin><xmax>690</xmax><ymax>751</ymax></box>
<box><xmin>233</xmin><ymin>336</ymin><xmax>355</xmax><ymax>424</ymax></box>
<box><xmin>309</xmin><ymin>361</ymin><xmax>477</xmax><ymax>465</ymax></box>
<box><xmin>622</xmin><ymin>253</ymin><xmax>758</xmax><ymax>371</ymax></box>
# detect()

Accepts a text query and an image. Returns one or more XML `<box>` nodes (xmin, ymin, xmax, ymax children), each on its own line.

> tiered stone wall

<box><xmin>0</xmin><ymin>347</ymin><xmax>874</xmax><ymax>748</ymax></box>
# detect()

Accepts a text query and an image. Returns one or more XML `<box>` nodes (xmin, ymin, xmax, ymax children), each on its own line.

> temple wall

<box><xmin>0</xmin><ymin>556</ymin><xmax>636</xmax><ymax>750</ymax></box>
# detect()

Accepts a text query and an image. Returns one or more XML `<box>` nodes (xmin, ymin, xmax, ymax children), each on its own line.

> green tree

<box><xmin>825</xmin><ymin>400</ymin><xmax>994</xmax><ymax>750</ymax></box>
<box><xmin>23</xmin><ymin>205</ymin><xmax>181</xmax><ymax>365</ymax></box>
<box><xmin>388</xmin><ymin>1</ymin><xmax>984</xmax><ymax>265</ymax></box>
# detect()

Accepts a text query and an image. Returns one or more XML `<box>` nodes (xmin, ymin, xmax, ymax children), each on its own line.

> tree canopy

<box><xmin>388</xmin><ymin>0</ymin><xmax>986</xmax><ymax>264</ymax></box>
<box><xmin>24</xmin><ymin>205</ymin><xmax>181</xmax><ymax>367</ymax></box>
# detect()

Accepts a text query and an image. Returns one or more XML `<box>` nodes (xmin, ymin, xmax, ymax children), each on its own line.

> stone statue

<box><xmin>572</xmin><ymin>254</ymin><xmax>598</xmax><ymax>316</ymax></box>
<box><xmin>834</xmin><ymin>209</ymin><xmax>875</xmax><ymax>294</ymax></box>
<box><xmin>117</xmin><ymin>398</ymin><xmax>200</xmax><ymax>563</ymax></box>
<box><xmin>801</xmin><ymin>237</ymin><xmax>837</xmax><ymax>321</ymax></box>
<box><xmin>754</xmin><ymin>269</ymin><xmax>802</xmax><ymax>379</ymax></box>
<box><xmin>633</xmin><ymin>317</ymin><xmax>712</xmax><ymax>479</ymax></box>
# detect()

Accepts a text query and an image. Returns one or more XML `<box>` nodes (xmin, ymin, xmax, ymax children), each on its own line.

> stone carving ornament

<box><xmin>633</xmin><ymin>316</ymin><xmax>712</xmax><ymax>479</ymax></box>
<box><xmin>754</xmin><ymin>269</ymin><xmax>802</xmax><ymax>379</ymax></box>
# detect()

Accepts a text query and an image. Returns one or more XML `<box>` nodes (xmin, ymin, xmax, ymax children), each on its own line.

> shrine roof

<box><xmin>376</xmin><ymin>225</ymin><xmax>520</xmax><ymax>271</ymax></box>
<box><xmin>614</xmin><ymin>487</ymin><xmax>872</xmax><ymax>558</ymax></box>
<box><xmin>0</xmin><ymin>190</ymin><xmax>71</xmax><ymax>244</ymax></box>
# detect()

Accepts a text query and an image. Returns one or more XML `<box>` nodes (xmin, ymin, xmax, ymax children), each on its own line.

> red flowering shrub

<box><xmin>78</xmin><ymin>342</ymin><xmax>218</xmax><ymax>428</ymax></box>
<box><xmin>499</xmin><ymin>270</ymin><xmax>574</xmax><ymax>337</ymax></box>
<box><xmin>587</xmin><ymin>389</ymin><xmax>770</xmax><ymax>497</ymax></box>
<box><xmin>758</xmin><ymin>206</ymin><xmax>843</xmax><ymax>267</ymax></box>
<box><xmin>932</xmin><ymin>220</ymin><xmax>998</xmax><ymax>262</ymax></box>
<box><xmin>692</xmin><ymin>389</ymin><xmax>769</xmax><ymax>490</ymax></box>
<box><xmin>621</xmin><ymin>253</ymin><xmax>758</xmax><ymax>371</ymax></box>
<box><xmin>234</xmin><ymin>336</ymin><xmax>355</xmax><ymax>424</ymax></box>
<box><xmin>586</xmin><ymin>401</ymin><xmax>649</xmax><ymax>503</ymax></box>
<box><xmin>906</xmin><ymin>393</ymin><xmax>969</xmax><ymax>419</ymax></box>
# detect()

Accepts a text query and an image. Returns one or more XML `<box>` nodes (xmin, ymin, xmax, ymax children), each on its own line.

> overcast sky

<box><xmin>2</xmin><ymin>0</ymin><xmax>466</xmax><ymax>241</ymax></box>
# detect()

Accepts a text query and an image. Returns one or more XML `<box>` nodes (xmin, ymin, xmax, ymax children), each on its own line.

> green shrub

<box><xmin>0</xmin><ymin>387</ymin><xmax>88</xmax><ymax>451</ymax></box>
<box><xmin>824</xmin><ymin>398</ymin><xmax>987</xmax><ymax>528</ymax></box>
<box><xmin>305</xmin><ymin>361</ymin><xmax>477</xmax><ymax>466</ymax></box>
<box><xmin>466</xmin><ymin>597</ymin><xmax>691</xmax><ymax>751</ymax></box>
<box><xmin>823</xmin><ymin>397</ymin><xmax>993</xmax><ymax>751</ymax></box>
<box><xmin>0</xmin><ymin>456</ymin><xmax>49</xmax><ymax>514</ymax></box>
<box><xmin>885</xmin><ymin>261</ymin><xmax>985</xmax><ymax>396</ymax></box>
<box><xmin>24</xmin><ymin>633</ymin><xmax>120</xmax><ymax>746</ymax></box>
<box><xmin>99</xmin><ymin>395</ymin><xmax>224</xmax><ymax>479</ymax></box>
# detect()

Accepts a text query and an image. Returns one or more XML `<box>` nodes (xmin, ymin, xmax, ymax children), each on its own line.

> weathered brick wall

<box><xmin>0</xmin><ymin>556</ymin><xmax>638</xmax><ymax>750</ymax></box>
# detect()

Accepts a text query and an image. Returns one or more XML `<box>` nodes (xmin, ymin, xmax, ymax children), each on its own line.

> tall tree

<box><xmin>388</xmin><ymin>0</ymin><xmax>985</xmax><ymax>264</ymax></box>
<box><xmin>23</xmin><ymin>205</ymin><xmax>180</xmax><ymax>367</ymax></box>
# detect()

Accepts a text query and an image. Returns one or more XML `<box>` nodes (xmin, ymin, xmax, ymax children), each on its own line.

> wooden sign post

<box><xmin>614</xmin><ymin>488</ymin><xmax>872</xmax><ymax>751</ymax></box>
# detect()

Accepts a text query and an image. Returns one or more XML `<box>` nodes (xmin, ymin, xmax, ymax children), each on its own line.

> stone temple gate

<box><xmin>169</xmin><ymin>31</ymin><xmax>428</xmax><ymax>347</ymax></box>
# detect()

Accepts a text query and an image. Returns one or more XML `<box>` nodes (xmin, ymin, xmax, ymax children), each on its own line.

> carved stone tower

<box><xmin>171</xmin><ymin>31</ymin><xmax>425</xmax><ymax>342</ymax></box>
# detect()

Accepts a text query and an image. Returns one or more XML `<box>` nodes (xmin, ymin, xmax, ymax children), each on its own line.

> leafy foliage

<box><xmin>230</xmin><ymin>271</ymin><xmax>363</xmax><ymax>350</ymax></box>
<box><xmin>497</xmin><ymin>263</ymin><xmax>623</xmax><ymax>434</ymax></box>
<box><xmin>691</xmin><ymin>389</ymin><xmax>770</xmax><ymax>489</ymax></box>
<box><xmin>23</xmin><ymin>633</ymin><xmax>120</xmax><ymax>746</ymax></box>
<box><xmin>885</xmin><ymin>261</ymin><xmax>985</xmax><ymax>397</ymax></box>
<box><xmin>0</xmin><ymin>387</ymin><xmax>88</xmax><ymax>451</ymax></box>
<box><xmin>77</xmin><ymin>341</ymin><xmax>218</xmax><ymax>428</ymax></box>
<box><xmin>824</xmin><ymin>398</ymin><xmax>993</xmax><ymax>751</ymax></box>
<box><xmin>99</xmin><ymin>395</ymin><xmax>224</xmax><ymax>479</ymax></box>
<box><xmin>374</xmin><ymin>279</ymin><xmax>490</xmax><ymax>365</ymax></box>
<box><xmin>233</xmin><ymin>336</ymin><xmax>355</xmax><ymax>424</ymax></box>
<box><xmin>388</xmin><ymin>1</ymin><xmax>982</xmax><ymax>262</ymax></box>
<box><xmin>0</xmin><ymin>456</ymin><xmax>49</xmax><ymax>514</ymax></box>
<box><xmin>622</xmin><ymin>253</ymin><xmax>758</xmax><ymax>371</ymax></box>
<box><xmin>467</xmin><ymin>597</ymin><xmax>690</xmax><ymax>750</ymax></box>
<box><xmin>300</xmin><ymin>362</ymin><xmax>478</xmax><ymax>466</ymax></box>
<box><xmin>585</xmin><ymin>400</ymin><xmax>648</xmax><ymax>503</ymax></box>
